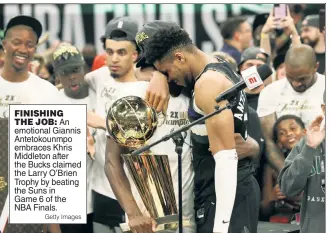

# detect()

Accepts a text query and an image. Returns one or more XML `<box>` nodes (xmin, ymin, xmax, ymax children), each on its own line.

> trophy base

<box><xmin>120</xmin><ymin>214</ymin><xmax>190</xmax><ymax>233</ymax></box>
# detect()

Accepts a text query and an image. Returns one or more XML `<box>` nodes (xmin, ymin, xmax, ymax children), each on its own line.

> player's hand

<box><xmin>146</xmin><ymin>71</ymin><xmax>169</xmax><ymax>114</ymax></box>
<box><xmin>128</xmin><ymin>215</ymin><xmax>157</xmax><ymax>233</ymax></box>
<box><xmin>87</xmin><ymin>127</ymin><xmax>95</xmax><ymax>160</ymax></box>
<box><xmin>87</xmin><ymin>111</ymin><xmax>106</xmax><ymax>130</ymax></box>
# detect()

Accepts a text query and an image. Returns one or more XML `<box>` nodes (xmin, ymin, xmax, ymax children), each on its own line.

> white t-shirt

<box><xmin>257</xmin><ymin>73</ymin><xmax>325</xmax><ymax>127</ymax></box>
<box><xmin>135</xmin><ymin>94</ymin><xmax>195</xmax><ymax>225</ymax></box>
<box><xmin>0</xmin><ymin>73</ymin><xmax>68</xmax><ymax>118</ymax></box>
<box><xmin>59</xmin><ymin>88</ymin><xmax>96</xmax><ymax>214</ymax></box>
<box><xmin>85</xmin><ymin>68</ymin><xmax>195</xmax><ymax>224</ymax></box>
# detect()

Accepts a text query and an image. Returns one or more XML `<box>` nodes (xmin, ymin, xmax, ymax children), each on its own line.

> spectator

<box><xmin>82</xmin><ymin>43</ymin><xmax>97</xmax><ymax>73</ymax></box>
<box><xmin>278</xmin><ymin>91</ymin><xmax>325</xmax><ymax>233</ymax></box>
<box><xmin>260</xmin><ymin>115</ymin><xmax>306</xmax><ymax>220</ymax></box>
<box><xmin>220</xmin><ymin>16</ymin><xmax>252</xmax><ymax>64</ymax></box>
<box><xmin>260</xmin><ymin>7</ymin><xmax>301</xmax><ymax>58</ymax></box>
<box><xmin>91</xmin><ymin>53</ymin><xmax>106</xmax><ymax>71</ymax></box>
<box><xmin>273</xmin><ymin>53</ymin><xmax>286</xmax><ymax>80</ymax></box>
<box><xmin>252</xmin><ymin>13</ymin><xmax>277</xmax><ymax>50</ymax></box>
<box><xmin>28</xmin><ymin>54</ymin><xmax>45</xmax><ymax>75</ymax></box>
<box><xmin>288</xmin><ymin>4</ymin><xmax>305</xmax><ymax>30</ymax></box>
<box><xmin>0</xmin><ymin>44</ymin><xmax>4</xmax><ymax>72</ymax></box>
<box><xmin>91</xmin><ymin>36</ymin><xmax>107</xmax><ymax>71</ymax></box>
<box><xmin>39</xmin><ymin>62</ymin><xmax>55</xmax><ymax>84</ymax></box>
<box><xmin>300</xmin><ymin>15</ymin><xmax>325</xmax><ymax>74</ymax></box>
<box><xmin>257</xmin><ymin>44</ymin><xmax>325</xmax><ymax>174</ymax></box>
<box><xmin>238</xmin><ymin>47</ymin><xmax>270</xmax><ymax>110</ymax></box>
<box><xmin>211</xmin><ymin>51</ymin><xmax>237</xmax><ymax>71</ymax></box>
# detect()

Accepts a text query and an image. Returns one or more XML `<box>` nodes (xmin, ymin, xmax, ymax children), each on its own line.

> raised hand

<box><xmin>306</xmin><ymin>115</ymin><xmax>325</xmax><ymax>149</ymax></box>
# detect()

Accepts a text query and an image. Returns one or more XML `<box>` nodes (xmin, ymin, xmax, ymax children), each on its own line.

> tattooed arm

<box><xmin>260</xmin><ymin>113</ymin><xmax>285</xmax><ymax>174</ymax></box>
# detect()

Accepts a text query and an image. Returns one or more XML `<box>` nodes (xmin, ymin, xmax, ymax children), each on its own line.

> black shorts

<box><xmin>195</xmin><ymin>175</ymin><xmax>260</xmax><ymax>233</ymax></box>
<box><xmin>60</xmin><ymin>213</ymin><xmax>94</xmax><ymax>233</ymax></box>
<box><xmin>92</xmin><ymin>190</ymin><xmax>125</xmax><ymax>229</ymax></box>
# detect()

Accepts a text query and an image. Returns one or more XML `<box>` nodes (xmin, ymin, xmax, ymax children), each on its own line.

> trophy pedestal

<box><xmin>120</xmin><ymin>214</ymin><xmax>191</xmax><ymax>233</ymax></box>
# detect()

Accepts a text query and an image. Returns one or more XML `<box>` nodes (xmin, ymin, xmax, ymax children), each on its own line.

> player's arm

<box><xmin>104</xmin><ymin>137</ymin><xmax>156</xmax><ymax>233</ymax></box>
<box><xmin>235</xmin><ymin>134</ymin><xmax>260</xmax><ymax>160</ymax></box>
<box><xmin>195</xmin><ymin>71</ymin><xmax>237</xmax><ymax>233</ymax></box>
<box><xmin>135</xmin><ymin>66</ymin><xmax>170</xmax><ymax>113</ymax></box>
<box><xmin>260</xmin><ymin>113</ymin><xmax>285</xmax><ymax>174</ymax></box>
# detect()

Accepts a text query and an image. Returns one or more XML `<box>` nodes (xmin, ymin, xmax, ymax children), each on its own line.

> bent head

<box><xmin>285</xmin><ymin>45</ymin><xmax>318</xmax><ymax>93</ymax></box>
<box><xmin>143</xmin><ymin>26</ymin><xmax>196</xmax><ymax>88</ymax></box>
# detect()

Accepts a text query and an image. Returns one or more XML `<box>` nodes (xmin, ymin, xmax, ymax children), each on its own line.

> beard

<box><xmin>111</xmin><ymin>72</ymin><xmax>121</xmax><ymax>79</ymax></box>
<box><xmin>64</xmin><ymin>81</ymin><xmax>89</xmax><ymax>99</ymax></box>
<box><xmin>303</xmin><ymin>38</ymin><xmax>318</xmax><ymax>48</ymax></box>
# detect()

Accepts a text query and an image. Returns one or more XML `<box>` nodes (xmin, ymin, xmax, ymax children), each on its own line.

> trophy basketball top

<box><xmin>106</xmin><ymin>96</ymin><xmax>158</xmax><ymax>150</ymax></box>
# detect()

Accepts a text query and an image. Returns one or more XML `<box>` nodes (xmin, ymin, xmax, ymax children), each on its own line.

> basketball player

<box><xmin>139</xmin><ymin>21</ymin><xmax>259</xmax><ymax>233</ymax></box>
<box><xmin>52</xmin><ymin>43</ymin><xmax>95</xmax><ymax>233</ymax></box>
<box><xmin>0</xmin><ymin>15</ymin><xmax>68</xmax><ymax>233</ymax></box>
<box><xmin>85</xmin><ymin>17</ymin><xmax>196</xmax><ymax>233</ymax></box>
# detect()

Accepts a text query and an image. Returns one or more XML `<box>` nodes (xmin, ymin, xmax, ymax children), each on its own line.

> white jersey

<box><xmin>85</xmin><ymin>67</ymin><xmax>195</xmax><ymax>227</ymax></box>
<box><xmin>85</xmin><ymin>67</ymin><xmax>147</xmax><ymax>199</ymax></box>
<box><xmin>135</xmin><ymin>94</ymin><xmax>195</xmax><ymax>227</ymax></box>
<box><xmin>59</xmin><ymin>88</ymin><xmax>96</xmax><ymax>214</ymax></box>
<box><xmin>0</xmin><ymin>73</ymin><xmax>68</xmax><ymax>118</ymax></box>
<box><xmin>257</xmin><ymin>73</ymin><xmax>325</xmax><ymax>127</ymax></box>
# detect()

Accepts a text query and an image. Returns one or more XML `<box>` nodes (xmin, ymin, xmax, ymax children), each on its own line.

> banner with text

<box><xmin>0</xmin><ymin>4</ymin><xmax>274</xmax><ymax>53</ymax></box>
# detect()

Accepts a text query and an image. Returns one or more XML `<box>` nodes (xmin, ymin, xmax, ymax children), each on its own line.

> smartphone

<box><xmin>319</xmin><ymin>9</ymin><xmax>325</xmax><ymax>32</ymax></box>
<box><xmin>274</xmin><ymin>4</ymin><xmax>287</xmax><ymax>20</ymax></box>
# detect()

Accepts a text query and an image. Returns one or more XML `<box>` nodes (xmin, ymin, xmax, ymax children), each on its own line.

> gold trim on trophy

<box><xmin>106</xmin><ymin>96</ymin><xmax>184</xmax><ymax>232</ymax></box>
<box><xmin>0</xmin><ymin>177</ymin><xmax>7</xmax><ymax>192</ymax></box>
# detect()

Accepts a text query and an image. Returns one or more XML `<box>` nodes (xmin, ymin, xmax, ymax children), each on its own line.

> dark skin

<box><xmin>261</xmin><ymin>44</ymin><xmax>319</xmax><ymax>173</ymax></box>
<box><xmin>105</xmin><ymin>138</ymin><xmax>157</xmax><ymax>233</ymax></box>
<box><xmin>104</xmin><ymin>49</ymin><xmax>259</xmax><ymax>233</ymax></box>
<box><xmin>56</xmin><ymin>65</ymin><xmax>89</xmax><ymax>99</ymax></box>
<box><xmin>1</xmin><ymin>25</ymin><xmax>38</xmax><ymax>82</ymax></box>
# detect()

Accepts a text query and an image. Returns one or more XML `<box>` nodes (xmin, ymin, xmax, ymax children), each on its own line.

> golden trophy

<box><xmin>106</xmin><ymin>96</ymin><xmax>179</xmax><ymax>233</ymax></box>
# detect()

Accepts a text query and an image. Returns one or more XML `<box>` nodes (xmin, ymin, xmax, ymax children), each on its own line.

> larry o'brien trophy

<box><xmin>106</xmin><ymin>96</ymin><xmax>179</xmax><ymax>233</ymax></box>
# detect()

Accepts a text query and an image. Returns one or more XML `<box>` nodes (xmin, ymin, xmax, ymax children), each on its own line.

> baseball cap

<box><xmin>273</xmin><ymin>53</ymin><xmax>286</xmax><ymax>70</ymax></box>
<box><xmin>135</xmin><ymin>20</ymin><xmax>181</xmax><ymax>68</ymax></box>
<box><xmin>4</xmin><ymin>15</ymin><xmax>42</xmax><ymax>42</ymax></box>
<box><xmin>102</xmin><ymin>17</ymin><xmax>138</xmax><ymax>42</ymax></box>
<box><xmin>302</xmin><ymin>15</ymin><xmax>319</xmax><ymax>29</ymax></box>
<box><xmin>238</xmin><ymin>47</ymin><xmax>270</xmax><ymax>68</ymax></box>
<box><xmin>52</xmin><ymin>43</ymin><xmax>85</xmax><ymax>72</ymax></box>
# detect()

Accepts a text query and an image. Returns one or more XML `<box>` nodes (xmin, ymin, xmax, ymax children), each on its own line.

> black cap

<box><xmin>102</xmin><ymin>17</ymin><xmax>138</xmax><ymax>42</ymax></box>
<box><xmin>52</xmin><ymin>43</ymin><xmax>85</xmax><ymax>72</ymax></box>
<box><xmin>135</xmin><ymin>20</ymin><xmax>181</xmax><ymax>68</ymax></box>
<box><xmin>273</xmin><ymin>53</ymin><xmax>286</xmax><ymax>70</ymax></box>
<box><xmin>302</xmin><ymin>15</ymin><xmax>319</xmax><ymax>29</ymax></box>
<box><xmin>4</xmin><ymin>15</ymin><xmax>42</xmax><ymax>41</ymax></box>
<box><xmin>238</xmin><ymin>47</ymin><xmax>270</xmax><ymax>68</ymax></box>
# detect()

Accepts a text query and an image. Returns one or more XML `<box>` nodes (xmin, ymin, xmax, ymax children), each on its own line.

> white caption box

<box><xmin>9</xmin><ymin>104</ymin><xmax>87</xmax><ymax>224</ymax></box>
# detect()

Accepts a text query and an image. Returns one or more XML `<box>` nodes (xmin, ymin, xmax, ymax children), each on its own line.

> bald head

<box><xmin>285</xmin><ymin>44</ymin><xmax>317</xmax><ymax>69</ymax></box>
